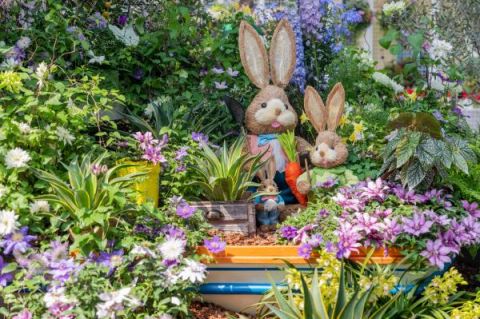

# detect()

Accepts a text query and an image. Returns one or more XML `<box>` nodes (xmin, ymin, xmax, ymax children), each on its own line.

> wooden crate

<box><xmin>191</xmin><ymin>201</ymin><xmax>256</xmax><ymax>234</ymax></box>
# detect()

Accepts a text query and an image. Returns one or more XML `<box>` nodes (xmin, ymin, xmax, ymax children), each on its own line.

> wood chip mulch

<box><xmin>208</xmin><ymin>229</ymin><xmax>278</xmax><ymax>246</ymax></box>
<box><xmin>189</xmin><ymin>301</ymin><xmax>253</xmax><ymax>319</ymax></box>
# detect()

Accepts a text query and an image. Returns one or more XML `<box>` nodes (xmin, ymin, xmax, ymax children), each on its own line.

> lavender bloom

<box><xmin>461</xmin><ymin>200</ymin><xmax>480</xmax><ymax>218</ymax></box>
<box><xmin>392</xmin><ymin>185</ymin><xmax>419</xmax><ymax>204</ymax></box>
<box><xmin>191</xmin><ymin>132</ymin><xmax>208</xmax><ymax>144</ymax></box>
<box><xmin>211</xmin><ymin>67</ymin><xmax>224</xmax><ymax>74</ymax></box>
<box><xmin>293</xmin><ymin>224</ymin><xmax>317</xmax><ymax>244</ymax></box>
<box><xmin>142</xmin><ymin>145</ymin><xmax>166</xmax><ymax>164</ymax></box>
<box><xmin>298</xmin><ymin>243</ymin><xmax>313</xmax><ymax>259</ymax></box>
<box><xmin>43</xmin><ymin>241</ymin><xmax>69</xmax><ymax>262</ymax></box>
<box><xmin>0</xmin><ymin>256</ymin><xmax>14</xmax><ymax>286</ymax></box>
<box><xmin>306</xmin><ymin>234</ymin><xmax>323</xmax><ymax>247</ymax></box>
<box><xmin>48</xmin><ymin>258</ymin><xmax>79</xmax><ymax>283</ymax></box>
<box><xmin>332</xmin><ymin>192</ymin><xmax>363</xmax><ymax>212</ymax></box>
<box><xmin>0</xmin><ymin>226</ymin><xmax>36</xmax><ymax>254</ymax></box>
<box><xmin>383</xmin><ymin>218</ymin><xmax>402</xmax><ymax>242</ymax></box>
<box><xmin>402</xmin><ymin>212</ymin><xmax>434</xmax><ymax>236</ymax></box>
<box><xmin>176</xmin><ymin>164</ymin><xmax>186</xmax><ymax>173</ymax></box>
<box><xmin>432</xmin><ymin>110</ymin><xmax>446</xmax><ymax>122</ymax></box>
<box><xmin>374</xmin><ymin>208</ymin><xmax>392</xmax><ymax>218</ymax></box>
<box><xmin>5</xmin><ymin>46</ymin><xmax>26</xmax><ymax>63</ymax></box>
<box><xmin>440</xmin><ymin>230</ymin><xmax>460</xmax><ymax>254</ymax></box>
<box><xmin>360</xmin><ymin>178</ymin><xmax>388</xmax><ymax>201</ymax></box>
<box><xmin>460</xmin><ymin>216</ymin><xmax>480</xmax><ymax>245</ymax></box>
<box><xmin>161</xmin><ymin>225</ymin><xmax>186</xmax><ymax>240</ymax></box>
<box><xmin>204</xmin><ymin>236</ymin><xmax>226</xmax><ymax>254</ymax></box>
<box><xmin>354</xmin><ymin>213</ymin><xmax>382</xmax><ymax>235</ymax></box>
<box><xmin>48</xmin><ymin>302</ymin><xmax>75</xmax><ymax>318</ymax></box>
<box><xmin>226</xmin><ymin>67</ymin><xmax>239</xmax><ymax>77</ymax></box>
<box><xmin>420</xmin><ymin>239</ymin><xmax>452</xmax><ymax>269</ymax></box>
<box><xmin>317</xmin><ymin>208</ymin><xmax>329</xmax><ymax>218</ymax></box>
<box><xmin>316</xmin><ymin>177</ymin><xmax>338</xmax><ymax>189</ymax></box>
<box><xmin>176</xmin><ymin>199</ymin><xmax>195</xmax><ymax>219</ymax></box>
<box><xmin>334</xmin><ymin>221</ymin><xmax>361</xmax><ymax>258</ymax></box>
<box><xmin>12</xmin><ymin>309</ymin><xmax>32</xmax><ymax>319</ymax></box>
<box><xmin>452</xmin><ymin>106</ymin><xmax>463</xmax><ymax>116</ymax></box>
<box><xmin>214</xmin><ymin>81</ymin><xmax>228</xmax><ymax>90</ymax></box>
<box><xmin>133</xmin><ymin>131</ymin><xmax>154</xmax><ymax>150</ymax></box>
<box><xmin>424</xmin><ymin>210</ymin><xmax>451</xmax><ymax>226</ymax></box>
<box><xmin>175</xmin><ymin>146</ymin><xmax>189</xmax><ymax>161</ymax></box>
<box><xmin>96</xmin><ymin>250</ymin><xmax>124</xmax><ymax>271</ymax></box>
<box><xmin>88</xmin><ymin>12</ymin><xmax>108</xmax><ymax>29</ymax></box>
<box><xmin>118</xmin><ymin>15</ymin><xmax>128</xmax><ymax>26</ymax></box>
<box><xmin>280</xmin><ymin>225</ymin><xmax>298</xmax><ymax>240</ymax></box>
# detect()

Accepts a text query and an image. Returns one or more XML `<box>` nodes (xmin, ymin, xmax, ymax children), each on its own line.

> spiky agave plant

<box><xmin>190</xmin><ymin>136</ymin><xmax>266</xmax><ymax>201</ymax></box>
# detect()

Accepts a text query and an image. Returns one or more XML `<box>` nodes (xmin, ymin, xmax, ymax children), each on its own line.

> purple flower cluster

<box><xmin>191</xmin><ymin>132</ymin><xmax>208</xmax><ymax>145</ymax></box>
<box><xmin>0</xmin><ymin>256</ymin><xmax>14</xmax><ymax>286</ymax></box>
<box><xmin>0</xmin><ymin>226</ymin><xmax>36</xmax><ymax>254</ymax></box>
<box><xmin>171</xmin><ymin>196</ymin><xmax>196</xmax><ymax>219</ymax></box>
<box><xmin>4</xmin><ymin>36</ymin><xmax>31</xmax><ymax>66</ymax></box>
<box><xmin>175</xmin><ymin>146</ymin><xmax>189</xmax><ymax>173</ymax></box>
<box><xmin>87</xmin><ymin>12</ymin><xmax>108</xmax><ymax>29</ymax></box>
<box><xmin>133</xmin><ymin>131</ymin><xmax>168</xmax><ymax>165</ymax></box>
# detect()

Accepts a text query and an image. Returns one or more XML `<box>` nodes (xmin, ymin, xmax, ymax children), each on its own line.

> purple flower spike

<box><xmin>280</xmin><ymin>226</ymin><xmax>298</xmax><ymax>240</ymax></box>
<box><xmin>191</xmin><ymin>132</ymin><xmax>208</xmax><ymax>144</ymax></box>
<box><xmin>0</xmin><ymin>226</ymin><xmax>36</xmax><ymax>255</ymax></box>
<box><xmin>204</xmin><ymin>236</ymin><xmax>226</xmax><ymax>254</ymax></box>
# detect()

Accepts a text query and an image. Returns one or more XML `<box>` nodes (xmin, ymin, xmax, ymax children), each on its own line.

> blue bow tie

<box><xmin>258</xmin><ymin>134</ymin><xmax>277</xmax><ymax>146</ymax></box>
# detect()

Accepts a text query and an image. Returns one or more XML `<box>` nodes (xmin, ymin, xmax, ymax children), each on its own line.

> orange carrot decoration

<box><xmin>278</xmin><ymin>131</ymin><xmax>308</xmax><ymax>206</ymax></box>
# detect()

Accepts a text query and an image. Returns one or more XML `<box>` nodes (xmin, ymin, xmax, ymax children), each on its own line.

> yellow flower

<box><xmin>424</xmin><ymin>268</ymin><xmax>467</xmax><ymax>305</ymax></box>
<box><xmin>339</xmin><ymin>115</ymin><xmax>349</xmax><ymax>127</ymax></box>
<box><xmin>353</xmin><ymin>122</ymin><xmax>364</xmax><ymax>133</ymax></box>
<box><xmin>0</xmin><ymin>71</ymin><xmax>23</xmax><ymax>93</ymax></box>
<box><xmin>300</xmin><ymin>111</ymin><xmax>309</xmax><ymax>124</ymax></box>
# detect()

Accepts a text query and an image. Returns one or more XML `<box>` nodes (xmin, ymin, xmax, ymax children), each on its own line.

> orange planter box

<box><xmin>197</xmin><ymin>245</ymin><xmax>403</xmax><ymax>265</ymax></box>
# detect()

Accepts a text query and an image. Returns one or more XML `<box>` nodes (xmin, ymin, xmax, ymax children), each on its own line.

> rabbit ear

<box><xmin>266</xmin><ymin>156</ymin><xmax>277</xmax><ymax>180</ymax></box>
<box><xmin>326</xmin><ymin>83</ymin><xmax>345</xmax><ymax>132</ymax></box>
<box><xmin>239</xmin><ymin>21</ymin><xmax>270</xmax><ymax>89</ymax></box>
<box><xmin>269</xmin><ymin>19</ymin><xmax>296</xmax><ymax>88</ymax></box>
<box><xmin>304</xmin><ymin>86</ymin><xmax>327</xmax><ymax>133</ymax></box>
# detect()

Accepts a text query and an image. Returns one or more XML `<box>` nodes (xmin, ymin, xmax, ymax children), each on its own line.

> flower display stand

<box><xmin>197</xmin><ymin>246</ymin><xmax>404</xmax><ymax>314</ymax></box>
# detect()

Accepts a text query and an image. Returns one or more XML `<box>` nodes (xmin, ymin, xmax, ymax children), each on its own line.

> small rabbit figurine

<box><xmin>254</xmin><ymin>157</ymin><xmax>285</xmax><ymax>231</ymax></box>
<box><xmin>296</xmin><ymin>84</ymin><xmax>358</xmax><ymax>194</ymax></box>
<box><xmin>225</xmin><ymin>19</ymin><xmax>310</xmax><ymax>204</ymax></box>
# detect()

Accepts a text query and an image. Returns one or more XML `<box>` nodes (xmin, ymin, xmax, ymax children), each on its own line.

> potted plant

<box><xmin>190</xmin><ymin>136</ymin><xmax>265</xmax><ymax>234</ymax></box>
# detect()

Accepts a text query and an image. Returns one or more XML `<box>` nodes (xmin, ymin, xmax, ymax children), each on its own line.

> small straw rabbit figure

<box><xmin>254</xmin><ymin>157</ymin><xmax>285</xmax><ymax>231</ymax></box>
<box><xmin>296</xmin><ymin>84</ymin><xmax>358</xmax><ymax>194</ymax></box>
<box><xmin>225</xmin><ymin>19</ymin><xmax>310</xmax><ymax>204</ymax></box>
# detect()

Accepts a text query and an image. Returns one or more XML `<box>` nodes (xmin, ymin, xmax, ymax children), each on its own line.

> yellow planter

<box><xmin>118</xmin><ymin>160</ymin><xmax>160</xmax><ymax>207</ymax></box>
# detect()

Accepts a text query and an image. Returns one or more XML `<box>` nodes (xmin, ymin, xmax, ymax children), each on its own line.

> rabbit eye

<box><xmin>284</xmin><ymin>103</ymin><xmax>288</xmax><ymax>110</ymax></box>
<box><xmin>261</xmin><ymin>102</ymin><xmax>267</xmax><ymax>108</ymax></box>
<box><xmin>315</xmin><ymin>146</ymin><xmax>319</xmax><ymax>151</ymax></box>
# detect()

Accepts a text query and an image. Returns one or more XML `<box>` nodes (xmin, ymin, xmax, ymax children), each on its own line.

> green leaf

<box><xmin>406</xmin><ymin>159</ymin><xmax>426</xmax><ymax>189</ymax></box>
<box><xmin>379</xmin><ymin>29</ymin><xmax>399</xmax><ymax>49</ymax></box>
<box><xmin>395</xmin><ymin>133</ymin><xmax>420</xmax><ymax>168</ymax></box>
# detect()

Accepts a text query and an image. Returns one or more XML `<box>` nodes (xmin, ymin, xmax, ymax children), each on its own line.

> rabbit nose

<box><xmin>275</xmin><ymin>108</ymin><xmax>281</xmax><ymax>115</ymax></box>
<box><xmin>319</xmin><ymin>150</ymin><xmax>325</xmax><ymax>157</ymax></box>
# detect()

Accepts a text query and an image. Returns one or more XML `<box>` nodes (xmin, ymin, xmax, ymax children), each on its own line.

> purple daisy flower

<box><xmin>317</xmin><ymin>209</ymin><xmax>329</xmax><ymax>218</ymax></box>
<box><xmin>48</xmin><ymin>258</ymin><xmax>79</xmax><ymax>283</ymax></box>
<box><xmin>298</xmin><ymin>243</ymin><xmax>313</xmax><ymax>259</ymax></box>
<box><xmin>420</xmin><ymin>239</ymin><xmax>453</xmax><ymax>269</ymax></box>
<box><xmin>176</xmin><ymin>199</ymin><xmax>196</xmax><ymax>219</ymax></box>
<box><xmin>191</xmin><ymin>132</ymin><xmax>208</xmax><ymax>144</ymax></box>
<box><xmin>462</xmin><ymin>200</ymin><xmax>480</xmax><ymax>218</ymax></box>
<box><xmin>204</xmin><ymin>236</ymin><xmax>226</xmax><ymax>254</ymax></box>
<box><xmin>316</xmin><ymin>177</ymin><xmax>338</xmax><ymax>189</ymax></box>
<box><xmin>0</xmin><ymin>226</ymin><xmax>36</xmax><ymax>254</ymax></box>
<box><xmin>306</xmin><ymin>234</ymin><xmax>323</xmax><ymax>247</ymax></box>
<box><xmin>280</xmin><ymin>225</ymin><xmax>298</xmax><ymax>240</ymax></box>
<box><xmin>96</xmin><ymin>249</ymin><xmax>124</xmax><ymax>270</ymax></box>
<box><xmin>12</xmin><ymin>309</ymin><xmax>32</xmax><ymax>319</ymax></box>
<box><xmin>0</xmin><ymin>256</ymin><xmax>14</xmax><ymax>286</ymax></box>
<box><xmin>402</xmin><ymin>212</ymin><xmax>434</xmax><ymax>236</ymax></box>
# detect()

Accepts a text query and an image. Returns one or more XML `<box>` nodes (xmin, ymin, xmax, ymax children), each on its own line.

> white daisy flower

<box><xmin>56</xmin><ymin>126</ymin><xmax>75</xmax><ymax>145</ymax></box>
<box><xmin>178</xmin><ymin>259</ymin><xmax>206</xmax><ymax>283</ymax></box>
<box><xmin>158</xmin><ymin>238</ymin><xmax>185</xmax><ymax>261</ymax></box>
<box><xmin>4</xmin><ymin>147</ymin><xmax>31</xmax><ymax>169</ymax></box>
<box><xmin>0</xmin><ymin>209</ymin><xmax>18</xmax><ymax>236</ymax></box>
<box><xmin>29</xmin><ymin>200</ymin><xmax>50</xmax><ymax>213</ymax></box>
<box><xmin>96</xmin><ymin>287</ymin><xmax>140</xmax><ymax>319</ymax></box>
<box><xmin>427</xmin><ymin>38</ymin><xmax>453</xmax><ymax>61</ymax></box>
